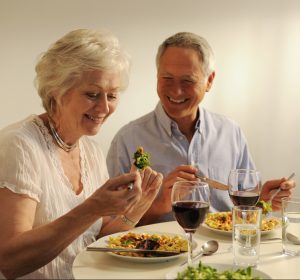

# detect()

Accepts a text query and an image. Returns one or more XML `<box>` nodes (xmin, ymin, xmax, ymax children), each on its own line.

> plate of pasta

<box><xmin>203</xmin><ymin>211</ymin><xmax>281</xmax><ymax>236</ymax></box>
<box><xmin>93</xmin><ymin>230</ymin><xmax>192</xmax><ymax>263</ymax></box>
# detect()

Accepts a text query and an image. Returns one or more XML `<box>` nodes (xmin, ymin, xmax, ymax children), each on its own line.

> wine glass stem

<box><xmin>186</xmin><ymin>232</ymin><xmax>193</xmax><ymax>265</ymax></box>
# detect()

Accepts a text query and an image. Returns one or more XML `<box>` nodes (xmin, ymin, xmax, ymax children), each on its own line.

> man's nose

<box><xmin>172</xmin><ymin>81</ymin><xmax>184</xmax><ymax>96</ymax></box>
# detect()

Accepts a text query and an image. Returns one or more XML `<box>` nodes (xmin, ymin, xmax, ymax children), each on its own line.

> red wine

<box><xmin>229</xmin><ymin>191</ymin><xmax>259</xmax><ymax>206</ymax></box>
<box><xmin>172</xmin><ymin>201</ymin><xmax>209</xmax><ymax>233</ymax></box>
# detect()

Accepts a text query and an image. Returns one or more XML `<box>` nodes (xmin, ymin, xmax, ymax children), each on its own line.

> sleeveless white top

<box><xmin>0</xmin><ymin>115</ymin><xmax>108</xmax><ymax>279</ymax></box>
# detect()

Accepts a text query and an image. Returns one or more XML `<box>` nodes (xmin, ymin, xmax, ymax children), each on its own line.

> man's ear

<box><xmin>205</xmin><ymin>71</ymin><xmax>215</xmax><ymax>92</ymax></box>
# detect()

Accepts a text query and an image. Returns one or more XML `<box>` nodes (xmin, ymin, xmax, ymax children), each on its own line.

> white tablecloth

<box><xmin>72</xmin><ymin>221</ymin><xmax>299</xmax><ymax>279</ymax></box>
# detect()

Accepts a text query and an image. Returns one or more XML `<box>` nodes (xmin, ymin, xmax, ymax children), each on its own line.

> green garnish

<box><xmin>176</xmin><ymin>261</ymin><xmax>261</xmax><ymax>280</ymax></box>
<box><xmin>133</xmin><ymin>146</ymin><xmax>151</xmax><ymax>170</ymax></box>
<box><xmin>256</xmin><ymin>200</ymin><xmax>272</xmax><ymax>215</ymax></box>
<box><xmin>121</xmin><ymin>239</ymin><xmax>134</xmax><ymax>246</ymax></box>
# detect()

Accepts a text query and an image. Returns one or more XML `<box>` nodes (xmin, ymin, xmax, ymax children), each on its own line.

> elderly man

<box><xmin>107</xmin><ymin>32</ymin><xmax>295</xmax><ymax>225</ymax></box>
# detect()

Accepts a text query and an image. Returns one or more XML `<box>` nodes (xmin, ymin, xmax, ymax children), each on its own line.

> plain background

<box><xmin>0</xmin><ymin>0</ymin><xmax>299</xmax><ymax>195</ymax></box>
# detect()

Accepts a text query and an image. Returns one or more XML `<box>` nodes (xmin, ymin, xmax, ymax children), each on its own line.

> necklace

<box><xmin>48</xmin><ymin>117</ymin><xmax>77</xmax><ymax>152</ymax></box>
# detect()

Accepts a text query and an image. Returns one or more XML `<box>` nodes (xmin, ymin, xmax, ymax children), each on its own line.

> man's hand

<box><xmin>261</xmin><ymin>176</ymin><xmax>296</xmax><ymax>211</ymax></box>
<box><xmin>156</xmin><ymin>165</ymin><xmax>199</xmax><ymax>213</ymax></box>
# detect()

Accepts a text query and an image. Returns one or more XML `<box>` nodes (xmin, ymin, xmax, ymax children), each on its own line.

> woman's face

<box><xmin>55</xmin><ymin>70</ymin><xmax>121</xmax><ymax>141</ymax></box>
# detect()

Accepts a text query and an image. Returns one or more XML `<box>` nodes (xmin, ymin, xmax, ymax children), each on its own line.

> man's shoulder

<box><xmin>202</xmin><ymin>108</ymin><xmax>240</xmax><ymax>129</ymax></box>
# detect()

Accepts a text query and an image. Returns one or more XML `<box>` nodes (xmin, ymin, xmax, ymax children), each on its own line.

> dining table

<box><xmin>72</xmin><ymin>221</ymin><xmax>300</xmax><ymax>279</ymax></box>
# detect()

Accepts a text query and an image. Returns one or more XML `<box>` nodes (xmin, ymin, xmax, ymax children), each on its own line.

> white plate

<box><xmin>202</xmin><ymin>223</ymin><xmax>278</xmax><ymax>236</ymax></box>
<box><xmin>93</xmin><ymin>230</ymin><xmax>194</xmax><ymax>263</ymax></box>
<box><xmin>165</xmin><ymin>263</ymin><xmax>271</xmax><ymax>279</ymax></box>
<box><xmin>202</xmin><ymin>224</ymin><xmax>275</xmax><ymax>236</ymax></box>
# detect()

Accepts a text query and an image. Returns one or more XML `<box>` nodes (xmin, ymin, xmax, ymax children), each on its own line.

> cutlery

<box><xmin>268</xmin><ymin>172</ymin><xmax>295</xmax><ymax>203</ymax></box>
<box><xmin>195</xmin><ymin>174</ymin><xmax>229</xmax><ymax>191</ymax></box>
<box><xmin>180</xmin><ymin>240</ymin><xmax>219</xmax><ymax>266</ymax></box>
<box><xmin>286</xmin><ymin>233</ymin><xmax>300</xmax><ymax>245</ymax></box>
<box><xmin>86</xmin><ymin>246</ymin><xmax>182</xmax><ymax>256</ymax></box>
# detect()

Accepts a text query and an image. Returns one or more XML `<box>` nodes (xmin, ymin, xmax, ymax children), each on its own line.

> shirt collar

<box><xmin>154</xmin><ymin>102</ymin><xmax>203</xmax><ymax>136</ymax></box>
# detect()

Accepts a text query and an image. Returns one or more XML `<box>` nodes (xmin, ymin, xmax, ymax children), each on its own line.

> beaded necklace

<box><xmin>48</xmin><ymin>117</ymin><xmax>77</xmax><ymax>152</ymax></box>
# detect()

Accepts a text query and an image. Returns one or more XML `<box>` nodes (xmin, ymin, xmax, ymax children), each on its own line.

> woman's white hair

<box><xmin>156</xmin><ymin>32</ymin><xmax>215</xmax><ymax>79</ymax></box>
<box><xmin>35</xmin><ymin>29</ymin><xmax>131</xmax><ymax>113</ymax></box>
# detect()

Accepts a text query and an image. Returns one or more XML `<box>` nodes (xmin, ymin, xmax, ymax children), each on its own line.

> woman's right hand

<box><xmin>87</xmin><ymin>172</ymin><xmax>142</xmax><ymax>217</ymax></box>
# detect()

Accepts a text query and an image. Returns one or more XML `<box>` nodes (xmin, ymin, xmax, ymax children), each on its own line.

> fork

<box><xmin>268</xmin><ymin>172</ymin><xmax>295</xmax><ymax>203</ymax></box>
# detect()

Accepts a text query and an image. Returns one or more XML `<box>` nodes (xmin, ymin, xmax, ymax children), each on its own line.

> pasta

<box><xmin>205</xmin><ymin>212</ymin><xmax>280</xmax><ymax>232</ymax></box>
<box><xmin>107</xmin><ymin>232</ymin><xmax>187</xmax><ymax>257</ymax></box>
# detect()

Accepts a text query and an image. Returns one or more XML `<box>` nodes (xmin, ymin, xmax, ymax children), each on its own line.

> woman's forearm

<box><xmin>0</xmin><ymin>200</ymin><xmax>98</xmax><ymax>279</ymax></box>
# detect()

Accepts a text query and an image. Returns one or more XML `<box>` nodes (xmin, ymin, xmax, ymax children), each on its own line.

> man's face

<box><xmin>157</xmin><ymin>47</ymin><xmax>214</xmax><ymax>125</ymax></box>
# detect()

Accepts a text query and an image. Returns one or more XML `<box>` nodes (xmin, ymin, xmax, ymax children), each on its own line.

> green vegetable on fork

<box><xmin>256</xmin><ymin>200</ymin><xmax>272</xmax><ymax>215</ymax></box>
<box><xmin>257</xmin><ymin>172</ymin><xmax>295</xmax><ymax>215</ymax></box>
<box><xmin>133</xmin><ymin>147</ymin><xmax>151</xmax><ymax>170</ymax></box>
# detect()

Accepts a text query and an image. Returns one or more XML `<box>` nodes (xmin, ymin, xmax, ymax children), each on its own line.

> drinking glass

<box><xmin>171</xmin><ymin>180</ymin><xmax>210</xmax><ymax>265</ymax></box>
<box><xmin>282</xmin><ymin>197</ymin><xmax>300</xmax><ymax>256</ymax></box>
<box><xmin>232</xmin><ymin>205</ymin><xmax>262</xmax><ymax>267</ymax></box>
<box><xmin>228</xmin><ymin>169</ymin><xmax>262</xmax><ymax>206</ymax></box>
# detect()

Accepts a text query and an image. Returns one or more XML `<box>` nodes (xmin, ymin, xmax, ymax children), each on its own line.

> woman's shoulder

<box><xmin>0</xmin><ymin>115</ymin><xmax>39</xmax><ymax>146</ymax></box>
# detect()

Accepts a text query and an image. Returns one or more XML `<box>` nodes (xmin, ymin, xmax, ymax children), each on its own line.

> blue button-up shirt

<box><xmin>107</xmin><ymin>102</ymin><xmax>255</xmax><ymax>222</ymax></box>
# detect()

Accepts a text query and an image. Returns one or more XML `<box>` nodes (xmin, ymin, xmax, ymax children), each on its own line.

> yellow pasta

<box><xmin>107</xmin><ymin>232</ymin><xmax>187</xmax><ymax>257</ymax></box>
<box><xmin>205</xmin><ymin>212</ymin><xmax>281</xmax><ymax>232</ymax></box>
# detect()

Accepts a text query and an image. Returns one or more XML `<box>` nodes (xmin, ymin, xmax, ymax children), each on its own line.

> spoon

<box><xmin>286</xmin><ymin>233</ymin><xmax>300</xmax><ymax>245</ymax></box>
<box><xmin>181</xmin><ymin>240</ymin><xmax>219</xmax><ymax>266</ymax></box>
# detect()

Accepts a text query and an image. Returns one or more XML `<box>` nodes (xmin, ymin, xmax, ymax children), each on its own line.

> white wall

<box><xmin>1</xmin><ymin>0</ymin><xmax>299</xmax><ymax>194</ymax></box>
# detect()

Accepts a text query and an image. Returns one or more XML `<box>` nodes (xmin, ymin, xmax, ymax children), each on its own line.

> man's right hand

<box><xmin>156</xmin><ymin>165</ymin><xmax>199</xmax><ymax>213</ymax></box>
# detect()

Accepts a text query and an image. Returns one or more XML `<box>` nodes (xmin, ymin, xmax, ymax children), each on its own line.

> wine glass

<box><xmin>228</xmin><ymin>169</ymin><xmax>262</xmax><ymax>206</ymax></box>
<box><xmin>171</xmin><ymin>180</ymin><xmax>210</xmax><ymax>265</ymax></box>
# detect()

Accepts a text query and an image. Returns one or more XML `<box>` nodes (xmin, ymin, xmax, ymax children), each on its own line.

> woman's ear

<box><xmin>205</xmin><ymin>71</ymin><xmax>215</xmax><ymax>92</ymax></box>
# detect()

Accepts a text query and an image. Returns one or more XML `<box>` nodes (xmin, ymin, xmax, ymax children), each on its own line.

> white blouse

<box><xmin>0</xmin><ymin>115</ymin><xmax>108</xmax><ymax>279</ymax></box>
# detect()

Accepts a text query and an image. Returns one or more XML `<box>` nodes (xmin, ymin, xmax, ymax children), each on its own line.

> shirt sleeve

<box><xmin>0</xmin><ymin>132</ymin><xmax>42</xmax><ymax>202</ymax></box>
<box><xmin>237</xmin><ymin>127</ymin><xmax>256</xmax><ymax>170</ymax></box>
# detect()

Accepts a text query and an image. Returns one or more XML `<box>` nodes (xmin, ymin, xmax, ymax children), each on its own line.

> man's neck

<box><xmin>176</xmin><ymin>117</ymin><xmax>197</xmax><ymax>143</ymax></box>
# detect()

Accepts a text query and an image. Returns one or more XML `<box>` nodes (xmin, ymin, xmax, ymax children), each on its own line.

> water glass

<box><xmin>282</xmin><ymin>197</ymin><xmax>300</xmax><ymax>256</ymax></box>
<box><xmin>232</xmin><ymin>205</ymin><xmax>262</xmax><ymax>267</ymax></box>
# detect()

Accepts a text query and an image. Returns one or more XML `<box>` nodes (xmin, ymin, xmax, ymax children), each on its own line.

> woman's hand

<box><xmin>125</xmin><ymin>166</ymin><xmax>163</xmax><ymax>221</ymax></box>
<box><xmin>87</xmin><ymin>172</ymin><xmax>142</xmax><ymax>217</ymax></box>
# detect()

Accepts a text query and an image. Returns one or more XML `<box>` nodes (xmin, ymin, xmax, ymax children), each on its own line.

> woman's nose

<box><xmin>95</xmin><ymin>95</ymin><xmax>110</xmax><ymax>114</ymax></box>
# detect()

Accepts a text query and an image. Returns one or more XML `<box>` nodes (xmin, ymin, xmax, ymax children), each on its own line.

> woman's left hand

<box><xmin>125</xmin><ymin>166</ymin><xmax>163</xmax><ymax>221</ymax></box>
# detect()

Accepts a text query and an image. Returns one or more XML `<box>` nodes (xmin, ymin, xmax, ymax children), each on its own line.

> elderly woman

<box><xmin>0</xmin><ymin>29</ymin><xmax>162</xmax><ymax>279</ymax></box>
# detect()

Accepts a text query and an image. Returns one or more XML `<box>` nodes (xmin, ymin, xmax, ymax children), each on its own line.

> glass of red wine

<box><xmin>171</xmin><ymin>180</ymin><xmax>210</xmax><ymax>265</ymax></box>
<box><xmin>228</xmin><ymin>169</ymin><xmax>262</xmax><ymax>206</ymax></box>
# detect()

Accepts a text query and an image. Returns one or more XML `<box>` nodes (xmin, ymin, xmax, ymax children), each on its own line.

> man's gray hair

<box><xmin>156</xmin><ymin>32</ymin><xmax>215</xmax><ymax>78</ymax></box>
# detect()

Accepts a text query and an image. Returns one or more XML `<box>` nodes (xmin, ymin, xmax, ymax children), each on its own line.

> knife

<box><xmin>195</xmin><ymin>174</ymin><xmax>229</xmax><ymax>191</ymax></box>
<box><xmin>86</xmin><ymin>246</ymin><xmax>182</xmax><ymax>256</ymax></box>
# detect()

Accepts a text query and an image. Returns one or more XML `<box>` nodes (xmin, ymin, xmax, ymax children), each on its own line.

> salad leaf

<box><xmin>133</xmin><ymin>146</ymin><xmax>151</xmax><ymax>170</ymax></box>
<box><xmin>256</xmin><ymin>200</ymin><xmax>272</xmax><ymax>215</ymax></box>
<box><xmin>176</xmin><ymin>262</ymin><xmax>261</xmax><ymax>280</ymax></box>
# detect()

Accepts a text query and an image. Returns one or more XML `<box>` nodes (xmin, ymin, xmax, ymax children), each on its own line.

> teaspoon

<box><xmin>181</xmin><ymin>240</ymin><xmax>219</xmax><ymax>266</ymax></box>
